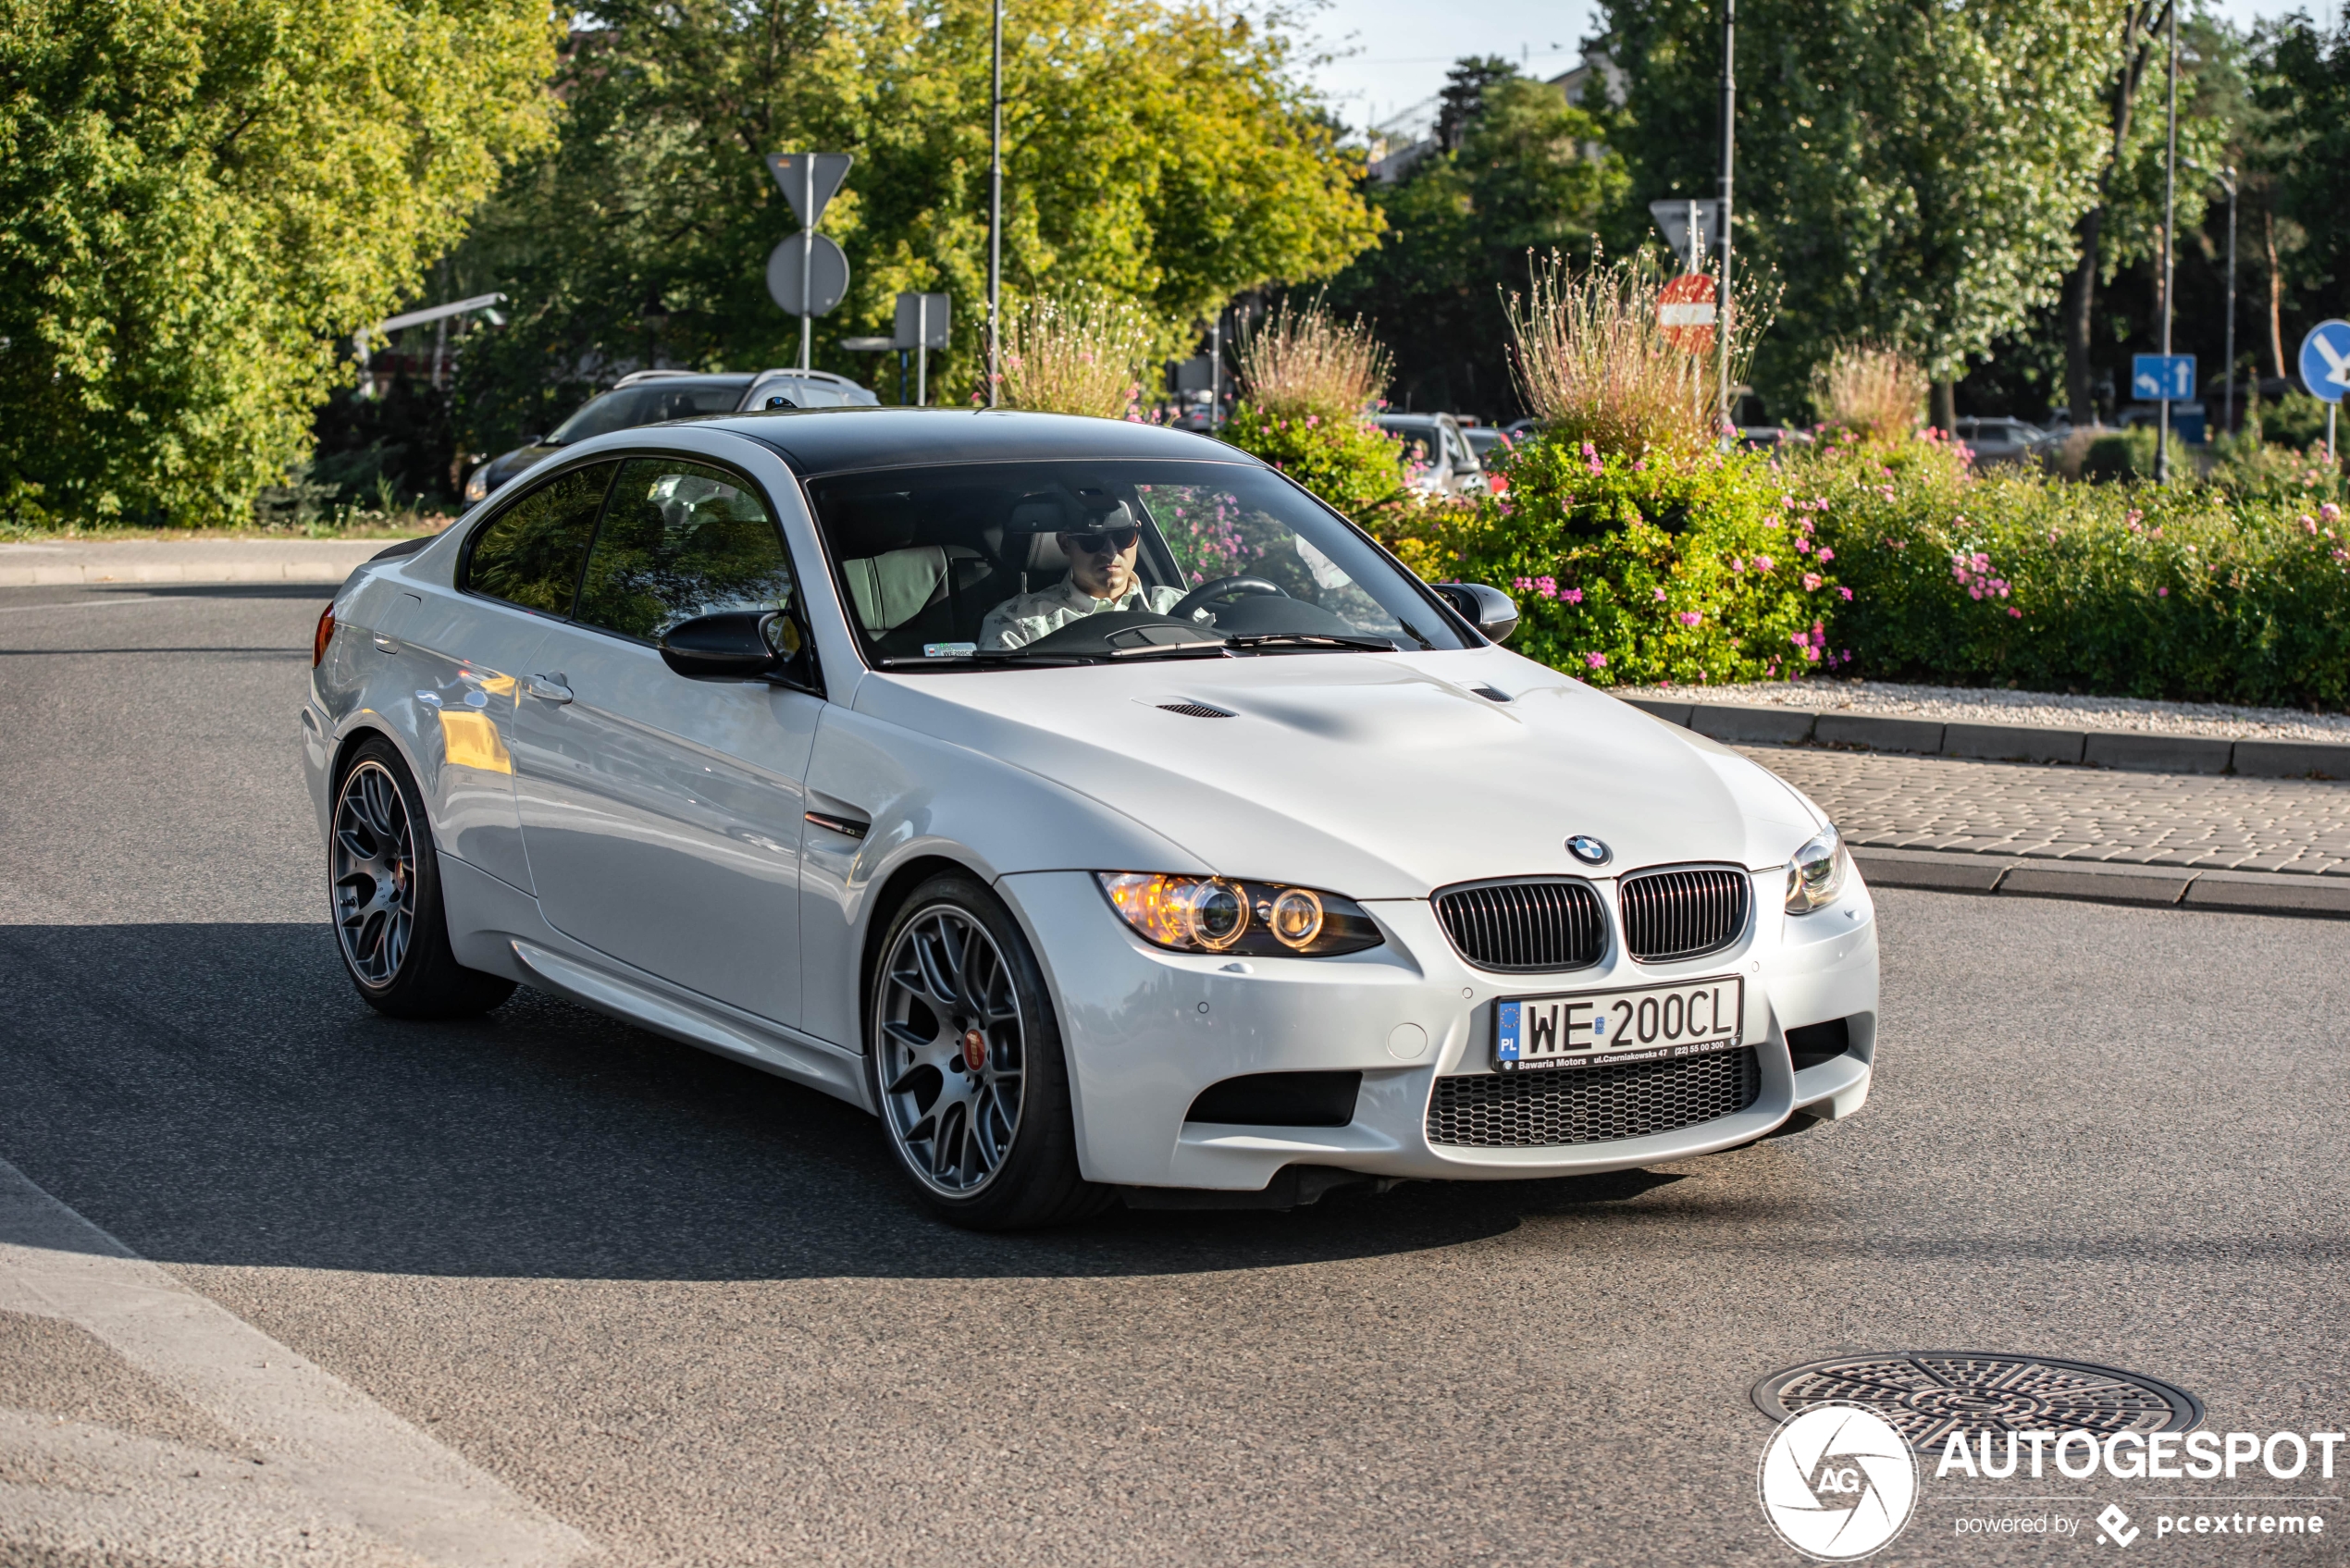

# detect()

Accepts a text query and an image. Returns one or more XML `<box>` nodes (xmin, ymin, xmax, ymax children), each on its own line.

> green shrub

<box><xmin>2082</xmin><ymin>429</ymin><xmax>2156</xmax><ymax>483</ymax></box>
<box><xmin>1791</xmin><ymin>439</ymin><xmax>2350</xmax><ymax>707</ymax></box>
<box><xmin>1397</xmin><ymin>434</ymin><xmax>1849</xmax><ymax>685</ymax></box>
<box><xmin>1218</xmin><ymin>404</ymin><xmax>1416</xmax><ymax>525</ymax></box>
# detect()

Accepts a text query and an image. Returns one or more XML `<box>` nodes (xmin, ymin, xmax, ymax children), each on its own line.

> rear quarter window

<box><xmin>463</xmin><ymin>462</ymin><xmax>618</xmax><ymax>614</ymax></box>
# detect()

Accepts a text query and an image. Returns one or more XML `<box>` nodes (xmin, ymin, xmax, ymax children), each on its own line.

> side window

<box><xmin>464</xmin><ymin>462</ymin><xmax>615</xmax><ymax>614</ymax></box>
<box><xmin>574</xmin><ymin>457</ymin><xmax>798</xmax><ymax>641</ymax></box>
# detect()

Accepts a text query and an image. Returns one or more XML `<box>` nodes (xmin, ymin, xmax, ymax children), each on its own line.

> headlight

<box><xmin>1096</xmin><ymin>873</ymin><xmax>1383</xmax><ymax>957</ymax></box>
<box><xmin>463</xmin><ymin>466</ymin><xmax>491</xmax><ymax>502</ymax></box>
<box><xmin>1784</xmin><ymin>823</ymin><xmax>1847</xmax><ymax>913</ymax></box>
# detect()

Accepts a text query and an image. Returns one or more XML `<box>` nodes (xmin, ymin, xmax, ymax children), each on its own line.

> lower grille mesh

<box><xmin>1426</xmin><ymin>1049</ymin><xmax>1760</xmax><ymax>1147</ymax></box>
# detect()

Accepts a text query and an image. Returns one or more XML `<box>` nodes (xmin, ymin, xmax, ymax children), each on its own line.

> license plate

<box><xmin>1494</xmin><ymin>977</ymin><xmax>1743</xmax><ymax>1072</ymax></box>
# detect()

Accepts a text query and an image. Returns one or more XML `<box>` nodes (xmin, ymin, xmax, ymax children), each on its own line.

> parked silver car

<box><xmin>1377</xmin><ymin>413</ymin><xmax>1485</xmax><ymax>497</ymax></box>
<box><xmin>1952</xmin><ymin>417</ymin><xmax>2050</xmax><ymax>468</ymax></box>
<box><xmin>463</xmin><ymin>368</ymin><xmax>881</xmax><ymax>502</ymax></box>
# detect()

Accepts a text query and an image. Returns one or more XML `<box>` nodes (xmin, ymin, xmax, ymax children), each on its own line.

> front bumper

<box><xmin>997</xmin><ymin>868</ymin><xmax>1879</xmax><ymax>1191</ymax></box>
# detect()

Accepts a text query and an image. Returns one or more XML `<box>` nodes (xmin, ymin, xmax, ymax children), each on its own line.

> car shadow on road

<box><xmin>0</xmin><ymin>923</ymin><xmax>1704</xmax><ymax>1283</ymax></box>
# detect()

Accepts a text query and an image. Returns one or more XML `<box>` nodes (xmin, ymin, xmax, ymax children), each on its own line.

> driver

<box><xmin>978</xmin><ymin>501</ymin><xmax>1187</xmax><ymax>649</ymax></box>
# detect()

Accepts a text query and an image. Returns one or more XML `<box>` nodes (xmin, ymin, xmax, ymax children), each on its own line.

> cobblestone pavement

<box><xmin>1740</xmin><ymin>744</ymin><xmax>2350</xmax><ymax>875</ymax></box>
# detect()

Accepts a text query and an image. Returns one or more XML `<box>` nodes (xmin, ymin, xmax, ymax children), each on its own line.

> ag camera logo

<box><xmin>1758</xmin><ymin>1403</ymin><xmax>1920</xmax><ymax>1561</ymax></box>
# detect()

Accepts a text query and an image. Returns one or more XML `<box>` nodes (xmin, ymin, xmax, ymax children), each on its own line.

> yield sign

<box><xmin>765</xmin><ymin>153</ymin><xmax>852</xmax><ymax>228</ymax></box>
<box><xmin>2299</xmin><ymin>319</ymin><xmax>2350</xmax><ymax>404</ymax></box>
<box><xmin>1657</xmin><ymin>274</ymin><xmax>1718</xmax><ymax>352</ymax></box>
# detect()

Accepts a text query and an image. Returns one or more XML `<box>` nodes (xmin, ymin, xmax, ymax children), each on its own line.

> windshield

<box><xmin>803</xmin><ymin>459</ymin><xmax>1468</xmax><ymax>668</ymax></box>
<box><xmin>548</xmin><ymin>378</ymin><xmax>752</xmax><ymax>444</ymax></box>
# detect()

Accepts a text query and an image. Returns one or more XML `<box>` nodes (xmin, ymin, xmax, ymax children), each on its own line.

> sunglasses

<box><xmin>1066</xmin><ymin>526</ymin><xmax>1140</xmax><ymax>555</ymax></box>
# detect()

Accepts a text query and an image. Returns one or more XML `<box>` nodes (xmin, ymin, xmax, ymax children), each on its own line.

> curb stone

<box><xmin>1852</xmin><ymin>846</ymin><xmax>2350</xmax><ymax>918</ymax></box>
<box><xmin>0</xmin><ymin>540</ymin><xmax>396</xmax><ymax>588</ymax></box>
<box><xmin>1627</xmin><ymin>698</ymin><xmax>2350</xmax><ymax>782</ymax></box>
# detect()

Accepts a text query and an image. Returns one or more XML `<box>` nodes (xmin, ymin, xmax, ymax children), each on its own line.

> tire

<box><xmin>329</xmin><ymin>736</ymin><xmax>516</xmax><ymax>1019</ymax></box>
<box><xmin>867</xmin><ymin>873</ymin><xmax>1108</xmax><ymax>1229</ymax></box>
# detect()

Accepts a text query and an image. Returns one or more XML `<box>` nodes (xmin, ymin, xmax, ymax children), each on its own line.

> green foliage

<box><xmin>1603</xmin><ymin>0</ymin><xmax>2115</xmax><ymax>409</ymax></box>
<box><xmin>1217</xmin><ymin>405</ymin><xmax>1412</xmax><ymax>525</ymax></box>
<box><xmin>1394</xmin><ymin>438</ymin><xmax>1849</xmax><ymax>685</ymax></box>
<box><xmin>2082</xmin><ymin>429</ymin><xmax>2158</xmax><ymax>483</ymax></box>
<box><xmin>2260</xmin><ymin>18</ymin><xmax>2350</xmax><ymax>334</ymax></box>
<box><xmin>452</xmin><ymin>0</ymin><xmax>1380</xmax><ymax>446</ymax></box>
<box><xmin>1792</xmin><ymin>440</ymin><xmax>2350</xmax><ymax>707</ymax></box>
<box><xmin>1322</xmin><ymin>64</ymin><xmax>1625</xmax><ymax>417</ymax></box>
<box><xmin>0</xmin><ymin>0</ymin><xmax>558</xmax><ymax>526</ymax></box>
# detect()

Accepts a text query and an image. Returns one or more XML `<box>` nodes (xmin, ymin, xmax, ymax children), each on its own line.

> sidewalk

<box><xmin>1743</xmin><ymin>744</ymin><xmax>2350</xmax><ymax>919</ymax></box>
<box><xmin>0</xmin><ymin>538</ymin><xmax>397</xmax><ymax>586</ymax></box>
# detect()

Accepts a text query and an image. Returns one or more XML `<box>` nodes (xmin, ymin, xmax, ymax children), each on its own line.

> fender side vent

<box><xmin>1157</xmin><ymin>701</ymin><xmax>1234</xmax><ymax>718</ymax></box>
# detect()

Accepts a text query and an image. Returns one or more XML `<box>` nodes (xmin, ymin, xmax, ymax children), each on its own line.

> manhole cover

<box><xmin>1753</xmin><ymin>1353</ymin><xmax>2202</xmax><ymax>1452</ymax></box>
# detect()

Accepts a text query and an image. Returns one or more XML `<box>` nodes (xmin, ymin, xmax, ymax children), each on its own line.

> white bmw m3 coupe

<box><xmin>303</xmin><ymin>408</ymin><xmax>1878</xmax><ymax>1228</ymax></box>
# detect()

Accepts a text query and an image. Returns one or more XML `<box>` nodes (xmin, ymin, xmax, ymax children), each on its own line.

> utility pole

<box><xmin>1717</xmin><ymin>0</ymin><xmax>1737</xmax><ymax>437</ymax></box>
<box><xmin>2156</xmin><ymin>0</ymin><xmax>2178</xmax><ymax>482</ymax></box>
<box><xmin>799</xmin><ymin>156</ymin><xmax>815</xmax><ymax>371</ymax></box>
<box><xmin>2220</xmin><ymin>166</ymin><xmax>2238</xmax><ymax>437</ymax></box>
<box><xmin>987</xmin><ymin>0</ymin><xmax>1003</xmax><ymax>407</ymax></box>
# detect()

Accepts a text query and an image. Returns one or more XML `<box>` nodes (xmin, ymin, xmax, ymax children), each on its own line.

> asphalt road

<box><xmin>2</xmin><ymin>580</ymin><xmax>2344</xmax><ymax>1565</ymax></box>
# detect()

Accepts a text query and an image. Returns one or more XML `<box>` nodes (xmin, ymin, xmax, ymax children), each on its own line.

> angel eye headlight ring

<box><xmin>1095</xmin><ymin>874</ymin><xmax>1382</xmax><ymax>957</ymax></box>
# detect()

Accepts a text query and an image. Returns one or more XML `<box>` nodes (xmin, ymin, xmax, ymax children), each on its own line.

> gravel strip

<box><xmin>1614</xmin><ymin>678</ymin><xmax>2350</xmax><ymax>743</ymax></box>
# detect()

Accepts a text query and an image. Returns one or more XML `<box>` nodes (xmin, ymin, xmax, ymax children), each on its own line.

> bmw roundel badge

<box><xmin>1565</xmin><ymin>834</ymin><xmax>1611</xmax><ymax>866</ymax></box>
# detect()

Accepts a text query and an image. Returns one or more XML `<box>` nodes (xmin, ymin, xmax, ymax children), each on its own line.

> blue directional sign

<box><xmin>2132</xmin><ymin>353</ymin><xmax>2196</xmax><ymax>402</ymax></box>
<box><xmin>2300</xmin><ymin>320</ymin><xmax>2350</xmax><ymax>405</ymax></box>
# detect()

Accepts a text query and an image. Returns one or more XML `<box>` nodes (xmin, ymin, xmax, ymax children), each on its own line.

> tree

<box><xmin>2059</xmin><ymin>5</ymin><xmax>2234</xmax><ymax>424</ymax></box>
<box><xmin>1323</xmin><ymin>64</ymin><xmax>1623</xmax><ymax>417</ymax></box>
<box><xmin>1605</xmin><ymin>0</ymin><xmax>2115</xmax><ymax>424</ymax></box>
<box><xmin>2257</xmin><ymin>15</ymin><xmax>2350</xmax><ymax>375</ymax></box>
<box><xmin>451</xmin><ymin>0</ymin><xmax>1380</xmax><ymax>446</ymax></box>
<box><xmin>0</xmin><ymin>0</ymin><xmax>557</xmax><ymax>525</ymax></box>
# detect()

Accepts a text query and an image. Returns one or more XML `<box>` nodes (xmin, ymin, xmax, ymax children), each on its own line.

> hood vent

<box><xmin>1156</xmin><ymin>701</ymin><xmax>1235</xmax><ymax>719</ymax></box>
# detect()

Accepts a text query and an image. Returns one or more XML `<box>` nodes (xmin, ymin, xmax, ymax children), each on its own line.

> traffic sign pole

<box><xmin>800</xmin><ymin>158</ymin><xmax>814</xmax><ymax>370</ymax></box>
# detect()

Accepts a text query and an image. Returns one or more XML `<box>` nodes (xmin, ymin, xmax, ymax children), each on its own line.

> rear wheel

<box><xmin>329</xmin><ymin>737</ymin><xmax>515</xmax><ymax>1019</ymax></box>
<box><xmin>868</xmin><ymin>874</ymin><xmax>1106</xmax><ymax>1229</ymax></box>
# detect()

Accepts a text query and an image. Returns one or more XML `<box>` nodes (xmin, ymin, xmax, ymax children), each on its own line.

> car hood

<box><xmin>852</xmin><ymin>650</ymin><xmax>1823</xmax><ymax>898</ymax></box>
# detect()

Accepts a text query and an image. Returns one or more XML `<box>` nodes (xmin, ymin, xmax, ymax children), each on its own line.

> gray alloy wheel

<box><xmin>874</xmin><ymin>903</ymin><xmax>1028</xmax><ymax>1196</ymax></box>
<box><xmin>326</xmin><ymin>738</ymin><xmax>514</xmax><ymax>1019</ymax></box>
<box><xmin>332</xmin><ymin>759</ymin><xmax>417</xmax><ymax>986</ymax></box>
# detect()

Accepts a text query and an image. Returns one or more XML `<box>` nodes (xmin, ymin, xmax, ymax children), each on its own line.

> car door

<box><xmin>393</xmin><ymin>460</ymin><xmax>617</xmax><ymax>892</ymax></box>
<box><xmin>508</xmin><ymin>452</ymin><xmax>820</xmax><ymax>1026</ymax></box>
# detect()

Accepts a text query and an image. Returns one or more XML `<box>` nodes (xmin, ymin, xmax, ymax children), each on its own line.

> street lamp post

<box><xmin>1717</xmin><ymin>0</ymin><xmax>1736</xmax><ymax>435</ymax></box>
<box><xmin>2219</xmin><ymin>166</ymin><xmax>2237</xmax><ymax>437</ymax></box>
<box><xmin>986</xmin><ymin>0</ymin><xmax>1003</xmax><ymax>407</ymax></box>
<box><xmin>2156</xmin><ymin>0</ymin><xmax>2179</xmax><ymax>483</ymax></box>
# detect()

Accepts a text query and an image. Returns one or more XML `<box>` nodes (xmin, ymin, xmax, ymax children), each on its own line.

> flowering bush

<box><xmin>1789</xmin><ymin>438</ymin><xmax>2350</xmax><ymax>708</ymax></box>
<box><xmin>1218</xmin><ymin>402</ymin><xmax>1418</xmax><ymax>527</ymax></box>
<box><xmin>1392</xmin><ymin>433</ymin><xmax>1847</xmax><ymax>685</ymax></box>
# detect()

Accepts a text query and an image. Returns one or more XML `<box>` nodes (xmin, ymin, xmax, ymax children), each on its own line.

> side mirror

<box><xmin>658</xmin><ymin>610</ymin><xmax>821</xmax><ymax>693</ymax></box>
<box><xmin>1432</xmin><ymin>582</ymin><xmax>1520</xmax><ymax>645</ymax></box>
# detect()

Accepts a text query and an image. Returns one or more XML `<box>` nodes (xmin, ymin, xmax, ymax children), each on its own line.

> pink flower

<box><xmin>1583</xmin><ymin>651</ymin><xmax>1607</xmax><ymax>669</ymax></box>
<box><xmin>1652</xmin><ymin>587</ymin><xmax>1667</xmax><ymax>601</ymax></box>
<box><xmin>1677</xmin><ymin>611</ymin><xmax>1702</xmax><ymax>627</ymax></box>
<box><xmin>1535</xmin><ymin>575</ymin><xmax>1560</xmax><ymax>599</ymax></box>
<box><xmin>1802</xmin><ymin>573</ymin><xmax>1823</xmax><ymax>591</ymax></box>
<box><xmin>1581</xmin><ymin>442</ymin><xmax>1597</xmax><ymax>458</ymax></box>
<box><xmin>1796</xmin><ymin>537</ymin><xmax>1812</xmax><ymax>554</ymax></box>
<box><xmin>1969</xmin><ymin>586</ymin><xmax>1984</xmax><ymax>599</ymax></box>
<box><xmin>2307</xmin><ymin>517</ymin><xmax>2320</xmax><ymax>535</ymax></box>
<box><xmin>2324</xmin><ymin>502</ymin><xmax>2344</xmax><ymax>525</ymax></box>
<box><xmin>1972</xmin><ymin>552</ymin><xmax>1990</xmax><ymax>572</ymax></box>
<box><xmin>1837</xmin><ymin>586</ymin><xmax>1854</xmax><ymax>601</ymax></box>
<box><xmin>2008</xmin><ymin>607</ymin><xmax>2022</xmax><ymax>618</ymax></box>
<box><xmin>1514</xmin><ymin>576</ymin><xmax>1534</xmax><ymax>590</ymax></box>
<box><xmin>1816</xmin><ymin>548</ymin><xmax>1835</xmax><ymax>563</ymax></box>
<box><xmin>1564</xmin><ymin>587</ymin><xmax>1584</xmax><ymax>604</ymax></box>
<box><xmin>1755</xmin><ymin>555</ymin><xmax>1775</xmax><ymax>572</ymax></box>
<box><xmin>1789</xmin><ymin>633</ymin><xmax>1809</xmax><ymax>648</ymax></box>
<box><xmin>1802</xmin><ymin>645</ymin><xmax>1821</xmax><ymax>661</ymax></box>
<box><xmin>1732</xmin><ymin>557</ymin><xmax>1747</xmax><ymax>573</ymax></box>
<box><xmin>2158</xmin><ymin>586</ymin><xmax>2169</xmax><ymax>598</ymax></box>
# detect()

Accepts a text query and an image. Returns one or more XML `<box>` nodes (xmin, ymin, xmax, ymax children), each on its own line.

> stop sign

<box><xmin>1658</xmin><ymin>273</ymin><xmax>1718</xmax><ymax>352</ymax></box>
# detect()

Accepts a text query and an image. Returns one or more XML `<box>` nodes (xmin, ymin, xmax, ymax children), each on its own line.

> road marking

<box><xmin>0</xmin><ymin>1155</ymin><xmax>593</xmax><ymax>1566</ymax></box>
<box><xmin>0</xmin><ymin>596</ymin><xmax>166</xmax><ymax>614</ymax></box>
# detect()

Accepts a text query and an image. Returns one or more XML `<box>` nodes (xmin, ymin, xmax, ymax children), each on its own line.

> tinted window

<box><xmin>803</xmin><ymin>459</ymin><xmax>1467</xmax><ymax>666</ymax></box>
<box><xmin>464</xmin><ymin>462</ymin><xmax>615</xmax><ymax>614</ymax></box>
<box><xmin>548</xmin><ymin>378</ymin><xmax>753</xmax><ymax>445</ymax></box>
<box><xmin>574</xmin><ymin>458</ymin><xmax>798</xmax><ymax>641</ymax></box>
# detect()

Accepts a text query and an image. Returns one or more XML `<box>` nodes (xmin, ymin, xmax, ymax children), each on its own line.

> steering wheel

<box><xmin>1169</xmin><ymin>574</ymin><xmax>1287</xmax><ymax>621</ymax></box>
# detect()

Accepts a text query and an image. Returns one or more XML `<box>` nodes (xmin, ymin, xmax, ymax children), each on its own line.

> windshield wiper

<box><xmin>875</xmin><ymin>649</ymin><xmax>1095</xmax><ymax>668</ymax></box>
<box><xmin>1223</xmin><ymin>633</ymin><xmax>1399</xmax><ymax>653</ymax></box>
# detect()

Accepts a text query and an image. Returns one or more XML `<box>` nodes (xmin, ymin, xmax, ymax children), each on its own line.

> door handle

<box><xmin>526</xmin><ymin>673</ymin><xmax>573</xmax><ymax>704</ymax></box>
